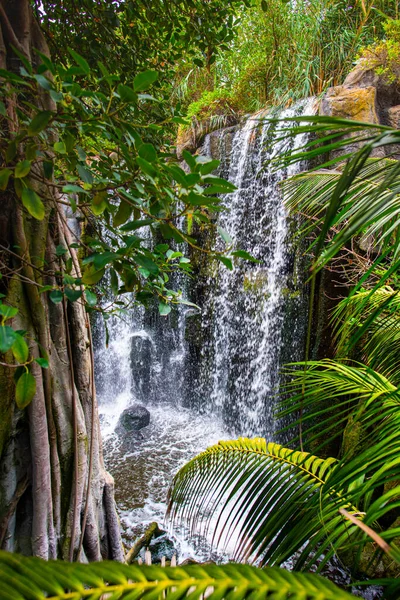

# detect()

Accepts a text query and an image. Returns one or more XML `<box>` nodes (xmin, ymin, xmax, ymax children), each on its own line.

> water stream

<box><xmin>94</xmin><ymin>100</ymin><xmax>315</xmax><ymax>559</ymax></box>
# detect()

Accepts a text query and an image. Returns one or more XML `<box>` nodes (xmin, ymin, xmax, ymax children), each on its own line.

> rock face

<box><xmin>116</xmin><ymin>405</ymin><xmax>150</xmax><ymax>433</ymax></box>
<box><xmin>321</xmin><ymin>86</ymin><xmax>378</xmax><ymax>123</ymax></box>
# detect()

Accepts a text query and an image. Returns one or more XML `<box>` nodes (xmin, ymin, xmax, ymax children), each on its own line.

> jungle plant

<box><xmin>166</xmin><ymin>115</ymin><xmax>400</xmax><ymax>589</ymax></box>
<box><xmin>0</xmin><ymin>550</ymin><xmax>357</xmax><ymax>600</ymax></box>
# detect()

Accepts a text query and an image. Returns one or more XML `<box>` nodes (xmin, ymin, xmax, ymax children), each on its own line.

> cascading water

<box><xmin>94</xmin><ymin>99</ymin><xmax>315</xmax><ymax>558</ymax></box>
<box><xmin>185</xmin><ymin>99</ymin><xmax>315</xmax><ymax>437</ymax></box>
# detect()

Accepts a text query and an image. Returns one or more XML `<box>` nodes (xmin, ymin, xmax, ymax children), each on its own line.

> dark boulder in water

<box><xmin>116</xmin><ymin>405</ymin><xmax>150</xmax><ymax>433</ymax></box>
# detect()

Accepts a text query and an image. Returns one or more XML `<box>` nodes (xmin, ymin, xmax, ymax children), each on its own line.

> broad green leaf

<box><xmin>200</xmin><ymin>159</ymin><xmax>220</xmax><ymax>175</ymax></box>
<box><xmin>12</xmin><ymin>334</ymin><xmax>29</xmax><ymax>364</ymax></box>
<box><xmin>159</xmin><ymin>301</ymin><xmax>171</xmax><ymax>316</ymax></box>
<box><xmin>62</xmin><ymin>184</ymin><xmax>88</xmax><ymax>194</ymax></box>
<box><xmin>54</xmin><ymin>141</ymin><xmax>67</xmax><ymax>154</ymax></box>
<box><xmin>64</xmin><ymin>288</ymin><xmax>82</xmax><ymax>302</ymax></box>
<box><xmin>28</xmin><ymin>110</ymin><xmax>52</xmax><ymax>135</ymax></box>
<box><xmin>0</xmin><ymin>101</ymin><xmax>6</xmax><ymax>116</ymax></box>
<box><xmin>117</xmin><ymin>84</ymin><xmax>137</xmax><ymax>103</ymax></box>
<box><xmin>133</xmin><ymin>255</ymin><xmax>159</xmax><ymax>275</ymax></box>
<box><xmin>91</xmin><ymin>192</ymin><xmax>107</xmax><ymax>215</ymax></box>
<box><xmin>0</xmin><ymin>168</ymin><xmax>12</xmax><ymax>191</ymax></box>
<box><xmin>55</xmin><ymin>245</ymin><xmax>67</xmax><ymax>256</ymax></box>
<box><xmin>0</xmin><ymin>326</ymin><xmax>17</xmax><ymax>353</ymax></box>
<box><xmin>120</xmin><ymin>218</ymin><xmax>153</xmax><ymax>232</ymax></box>
<box><xmin>15</xmin><ymin>372</ymin><xmax>36</xmax><ymax>409</ymax></box>
<box><xmin>77</xmin><ymin>164</ymin><xmax>93</xmax><ymax>185</ymax></box>
<box><xmin>14</xmin><ymin>160</ymin><xmax>31</xmax><ymax>178</ymax></box>
<box><xmin>0</xmin><ymin>304</ymin><xmax>18</xmax><ymax>320</ymax></box>
<box><xmin>113</xmin><ymin>200</ymin><xmax>132</xmax><ymax>227</ymax></box>
<box><xmin>139</xmin><ymin>143</ymin><xmax>157</xmax><ymax>163</ymax></box>
<box><xmin>49</xmin><ymin>290</ymin><xmax>63</xmax><ymax>304</ymax></box>
<box><xmin>136</xmin><ymin>156</ymin><xmax>157</xmax><ymax>178</ymax></box>
<box><xmin>216</xmin><ymin>255</ymin><xmax>233</xmax><ymax>270</ymax></box>
<box><xmin>68</xmin><ymin>47</ymin><xmax>90</xmax><ymax>74</ymax></box>
<box><xmin>133</xmin><ymin>70</ymin><xmax>158</xmax><ymax>92</ymax></box>
<box><xmin>34</xmin><ymin>73</ymin><xmax>52</xmax><ymax>90</ymax></box>
<box><xmin>35</xmin><ymin>357</ymin><xmax>49</xmax><ymax>368</ymax></box>
<box><xmin>85</xmin><ymin>290</ymin><xmax>97</xmax><ymax>306</ymax></box>
<box><xmin>82</xmin><ymin>265</ymin><xmax>105</xmax><ymax>285</ymax></box>
<box><xmin>21</xmin><ymin>188</ymin><xmax>45</xmax><ymax>220</ymax></box>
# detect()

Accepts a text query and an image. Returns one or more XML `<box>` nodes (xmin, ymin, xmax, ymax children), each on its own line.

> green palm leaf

<box><xmin>0</xmin><ymin>550</ymin><xmax>355</xmax><ymax>600</ymax></box>
<box><xmin>167</xmin><ymin>439</ymin><xmax>364</xmax><ymax>570</ymax></box>
<box><xmin>280</xmin><ymin>360</ymin><xmax>400</xmax><ymax>451</ymax></box>
<box><xmin>332</xmin><ymin>287</ymin><xmax>400</xmax><ymax>382</ymax></box>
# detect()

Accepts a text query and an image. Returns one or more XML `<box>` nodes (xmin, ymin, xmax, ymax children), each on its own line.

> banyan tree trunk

<box><xmin>0</xmin><ymin>0</ymin><xmax>124</xmax><ymax>561</ymax></box>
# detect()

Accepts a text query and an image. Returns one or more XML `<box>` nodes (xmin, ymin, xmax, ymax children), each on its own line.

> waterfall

<box><xmin>185</xmin><ymin>99</ymin><xmax>315</xmax><ymax>438</ymax></box>
<box><xmin>93</xmin><ymin>99</ymin><xmax>315</xmax><ymax>555</ymax></box>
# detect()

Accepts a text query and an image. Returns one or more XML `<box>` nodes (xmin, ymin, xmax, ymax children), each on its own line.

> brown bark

<box><xmin>0</xmin><ymin>0</ymin><xmax>123</xmax><ymax>561</ymax></box>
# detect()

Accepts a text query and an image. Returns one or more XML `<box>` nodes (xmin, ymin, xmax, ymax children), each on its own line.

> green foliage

<box><xmin>360</xmin><ymin>18</ymin><xmax>400</xmax><ymax>84</ymax></box>
<box><xmin>0</xmin><ymin>550</ymin><xmax>357</xmax><ymax>600</ymax></box>
<box><xmin>177</xmin><ymin>0</ymin><xmax>398</xmax><ymax>114</ymax></box>
<box><xmin>167</xmin><ymin>436</ymin><xmax>400</xmax><ymax>576</ymax></box>
<box><xmin>186</xmin><ymin>89</ymin><xmax>240</xmax><ymax>123</ymax></box>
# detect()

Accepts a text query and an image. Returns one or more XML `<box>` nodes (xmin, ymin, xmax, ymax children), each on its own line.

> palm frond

<box><xmin>282</xmin><ymin>157</ymin><xmax>400</xmax><ymax>273</ymax></box>
<box><xmin>332</xmin><ymin>287</ymin><xmax>400</xmax><ymax>382</ymax></box>
<box><xmin>280</xmin><ymin>360</ymin><xmax>400</xmax><ymax>451</ymax></box>
<box><xmin>167</xmin><ymin>438</ymin><xmax>375</xmax><ymax>571</ymax></box>
<box><xmin>0</xmin><ymin>550</ymin><xmax>355</xmax><ymax>600</ymax></box>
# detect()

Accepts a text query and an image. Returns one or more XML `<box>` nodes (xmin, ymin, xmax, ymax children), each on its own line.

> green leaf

<box><xmin>35</xmin><ymin>357</ymin><xmax>49</xmax><ymax>368</ymax></box>
<box><xmin>0</xmin><ymin>550</ymin><xmax>355</xmax><ymax>599</ymax></box>
<box><xmin>50</xmin><ymin>89</ymin><xmax>63</xmax><ymax>103</ymax></box>
<box><xmin>133</xmin><ymin>70</ymin><xmax>158</xmax><ymax>92</ymax></box>
<box><xmin>261</xmin><ymin>0</ymin><xmax>268</xmax><ymax>11</ymax></box>
<box><xmin>85</xmin><ymin>290</ymin><xmax>97</xmax><ymax>306</ymax></box>
<box><xmin>64</xmin><ymin>288</ymin><xmax>82</xmax><ymax>302</ymax></box>
<box><xmin>117</xmin><ymin>84</ymin><xmax>137</xmax><ymax>103</ymax></box>
<box><xmin>110</xmin><ymin>268</ymin><xmax>119</xmax><ymax>295</ymax></box>
<box><xmin>232</xmin><ymin>250</ymin><xmax>261</xmax><ymax>263</ymax></box>
<box><xmin>120</xmin><ymin>218</ymin><xmax>153</xmax><ymax>232</ymax></box>
<box><xmin>136</xmin><ymin>156</ymin><xmax>157</xmax><ymax>178</ymax></box>
<box><xmin>91</xmin><ymin>192</ymin><xmax>107</xmax><ymax>216</ymax></box>
<box><xmin>15</xmin><ymin>372</ymin><xmax>36</xmax><ymax>409</ymax></box>
<box><xmin>34</xmin><ymin>73</ymin><xmax>53</xmax><ymax>90</ymax></box>
<box><xmin>216</xmin><ymin>255</ymin><xmax>233</xmax><ymax>270</ymax></box>
<box><xmin>54</xmin><ymin>141</ymin><xmax>67</xmax><ymax>154</ymax></box>
<box><xmin>200</xmin><ymin>159</ymin><xmax>220</xmax><ymax>175</ymax></box>
<box><xmin>43</xmin><ymin>160</ymin><xmax>54</xmax><ymax>180</ymax></box>
<box><xmin>159</xmin><ymin>301</ymin><xmax>171</xmax><ymax>316</ymax></box>
<box><xmin>0</xmin><ymin>304</ymin><xmax>18</xmax><ymax>320</ymax></box>
<box><xmin>21</xmin><ymin>188</ymin><xmax>45</xmax><ymax>220</ymax></box>
<box><xmin>55</xmin><ymin>245</ymin><xmax>67</xmax><ymax>257</ymax></box>
<box><xmin>133</xmin><ymin>255</ymin><xmax>159</xmax><ymax>275</ymax></box>
<box><xmin>0</xmin><ymin>101</ymin><xmax>6</xmax><ymax>116</ymax></box>
<box><xmin>113</xmin><ymin>200</ymin><xmax>133</xmax><ymax>227</ymax></box>
<box><xmin>14</xmin><ymin>160</ymin><xmax>31</xmax><ymax>178</ymax></box>
<box><xmin>62</xmin><ymin>184</ymin><xmax>88</xmax><ymax>195</ymax></box>
<box><xmin>0</xmin><ymin>326</ymin><xmax>17</xmax><ymax>353</ymax></box>
<box><xmin>28</xmin><ymin>111</ymin><xmax>52</xmax><ymax>135</ymax></box>
<box><xmin>12</xmin><ymin>333</ymin><xmax>29</xmax><ymax>363</ymax></box>
<box><xmin>0</xmin><ymin>168</ymin><xmax>12</xmax><ymax>191</ymax></box>
<box><xmin>68</xmin><ymin>47</ymin><xmax>90</xmax><ymax>74</ymax></box>
<box><xmin>49</xmin><ymin>290</ymin><xmax>63</xmax><ymax>304</ymax></box>
<box><xmin>77</xmin><ymin>164</ymin><xmax>93</xmax><ymax>184</ymax></box>
<box><xmin>139</xmin><ymin>143</ymin><xmax>157</xmax><ymax>163</ymax></box>
<box><xmin>82</xmin><ymin>265</ymin><xmax>105</xmax><ymax>285</ymax></box>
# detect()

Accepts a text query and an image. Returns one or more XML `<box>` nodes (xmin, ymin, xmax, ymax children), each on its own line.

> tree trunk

<box><xmin>0</xmin><ymin>0</ymin><xmax>124</xmax><ymax>561</ymax></box>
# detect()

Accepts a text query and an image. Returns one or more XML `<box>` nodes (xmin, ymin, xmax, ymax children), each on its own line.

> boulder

<box><xmin>320</xmin><ymin>85</ymin><xmax>378</xmax><ymax>124</ymax></box>
<box><xmin>116</xmin><ymin>405</ymin><xmax>150</xmax><ymax>433</ymax></box>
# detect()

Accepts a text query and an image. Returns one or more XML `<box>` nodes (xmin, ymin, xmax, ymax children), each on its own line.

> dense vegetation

<box><xmin>1</xmin><ymin>0</ymin><xmax>400</xmax><ymax>599</ymax></box>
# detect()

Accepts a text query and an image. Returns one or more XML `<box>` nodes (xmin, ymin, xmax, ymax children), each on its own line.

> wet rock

<box><xmin>388</xmin><ymin>105</ymin><xmax>400</xmax><ymax>129</ymax></box>
<box><xmin>144</xmin><ymin>533</ymin><xmax>177</xmax><ymax>563</ymax></box>
<box><xmin>116</xmin><ymin>405</ymin><xmax>150</xmax><ymax>434</ymax></box>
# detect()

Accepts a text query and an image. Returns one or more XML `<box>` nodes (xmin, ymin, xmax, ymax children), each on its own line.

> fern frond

<box><xmin>0</xmin><ymin>551</ymin><xmax>355</xmax><ymax>600</ymax></box>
